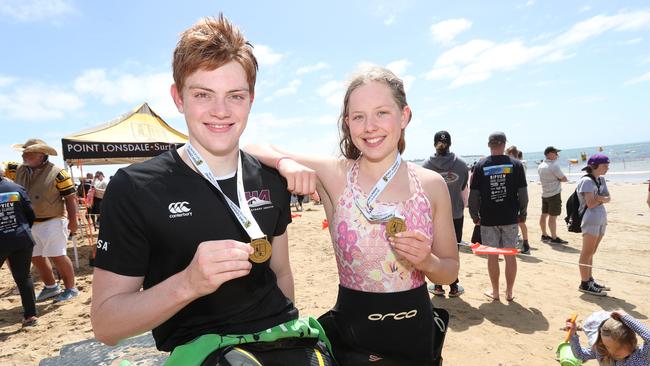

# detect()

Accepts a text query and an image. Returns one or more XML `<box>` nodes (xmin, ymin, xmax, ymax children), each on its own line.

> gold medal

<box><xmin>250</xmin><ymin>237</ymin><xmax>272</xmax><ymax>263</ymax></box>
<box><xmin>386</xmin><ymin>216</ymin><xmax>407</xmax><ymax>237</ymax></box>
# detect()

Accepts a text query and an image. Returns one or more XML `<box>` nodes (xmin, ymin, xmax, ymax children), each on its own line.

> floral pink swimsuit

<box><xmin>331</xmin><ymin>161</ymin><xmax>434</xmax><ymax>293</ymax></box>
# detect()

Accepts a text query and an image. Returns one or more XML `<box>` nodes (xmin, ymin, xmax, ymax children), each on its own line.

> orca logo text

<box><xmin>367</xmin><ymin>309</ymin><xmax>417</xmax><ymax>321</ymax></box>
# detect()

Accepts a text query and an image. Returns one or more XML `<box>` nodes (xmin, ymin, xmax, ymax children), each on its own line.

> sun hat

<box><xmin>11</xmin><ymin>138</ymin><xmax>58</xmax><ymax>156</ymax></box>
<box><xmin>583</xmin><ymin>311</ymin><xmax>611</xmax><ymax>347</ymax></box>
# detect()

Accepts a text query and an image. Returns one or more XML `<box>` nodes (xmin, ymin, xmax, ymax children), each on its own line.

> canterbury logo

<box><xmin>368</xmin><ymin>309</ymin><xmax>417</xmax><ymax>321</ymax></box>
<box><xmin>168</xmin><ymin>201</ymin><xmax>191</xmax><ymax>214</ymax></box>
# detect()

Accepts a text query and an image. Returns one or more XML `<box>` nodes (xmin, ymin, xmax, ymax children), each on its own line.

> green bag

<box><xmin>164</xmin><ymin>317</ymin><xmax>332</xmax><ymax>366</ymax></box>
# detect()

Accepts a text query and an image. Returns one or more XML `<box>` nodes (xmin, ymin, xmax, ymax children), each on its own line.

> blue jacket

<box><xmin>0</xmin><ymin>177</ymin><xmax>36</xmax><ymax>251</ymax></box>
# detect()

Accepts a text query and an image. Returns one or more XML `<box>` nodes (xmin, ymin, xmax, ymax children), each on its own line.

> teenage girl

<box><xmin>247</xmin><ymin>66</ymin><xmax>459</xmax><ymax>365</ymax></box>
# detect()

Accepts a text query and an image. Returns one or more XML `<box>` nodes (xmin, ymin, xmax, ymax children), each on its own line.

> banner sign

<box><xmin>62</xmin><ymin>139</ymin><xmax>185</xmax><ymax>160</ymax></box>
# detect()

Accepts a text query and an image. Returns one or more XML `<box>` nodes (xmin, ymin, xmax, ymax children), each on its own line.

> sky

<box><xmin>1</xmin><ymin>0</ymin><xmax>650</xmax><ymax>177</ymax></box>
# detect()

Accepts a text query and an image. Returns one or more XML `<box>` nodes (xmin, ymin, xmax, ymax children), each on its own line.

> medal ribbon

<box><xmin>186</xmin><ymin>143</ymin><xmax>265</xmax><ymax>240</ymax></box>
<box><xmin>350</xmin><ymin>153</ymin><xmax>402</xmax><ymax>222</ymax></box>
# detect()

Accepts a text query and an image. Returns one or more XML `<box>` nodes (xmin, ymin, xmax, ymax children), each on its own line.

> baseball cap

<box><xmin>434</xmin><ymin>130</ymin><xmax>451</xmax><ymax>145</ymax></box>
<box><xmin>488</xmin><ymin>131</ymin><xmax>507</xmax><ymax>145</ymax></box>
<box><xmin>544</xmin><ymin>146</ymin><xmax>561</xmax><ymax>155</ymax></box>
<box><xmin>587</xmin><ymin>153</ymin><xmax>610</xmax><ymax>166</ymax></box>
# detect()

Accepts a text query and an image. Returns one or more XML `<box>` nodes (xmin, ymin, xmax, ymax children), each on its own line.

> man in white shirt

<box><xmin>537</xmin><ymin>146</ymin><xmax>569</xmax><ymax>244</ymax></box>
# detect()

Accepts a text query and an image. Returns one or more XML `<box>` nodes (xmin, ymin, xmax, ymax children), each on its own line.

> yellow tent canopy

<box><xmin>61</xmin><ymin>103</ymin><xmax>187</xmax><ymax>166</ymax></box>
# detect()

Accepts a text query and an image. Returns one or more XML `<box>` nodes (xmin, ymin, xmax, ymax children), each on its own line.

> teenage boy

<box><xmin>91</xmin><ymin>15</ymin><xmax>332</xmax><ymax>365</ymax></box>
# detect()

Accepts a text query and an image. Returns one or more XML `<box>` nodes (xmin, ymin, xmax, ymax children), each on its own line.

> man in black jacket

<box><xmin>0</xmin><ymin>171</ymin><xmax>38</xmax><ymax>326</ymax></box>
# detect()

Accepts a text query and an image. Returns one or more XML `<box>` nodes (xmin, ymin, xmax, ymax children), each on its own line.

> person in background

<box><xmin>1</xmin><ymin>170</ymin><xmax>38</xmax><ymax>326</ymax></box>
<box><xmin>567</xmin><ymin>310</ymin><xmax>650</xmax><ymax>365</ymax></box>
<box><xmin>12</xmin><ymin>138</ymin><xmax>79</xmax><ymax>303</ymax></box>
<box><xmin>506</xmin><ymin>146</ymin><xmax>530</xmax><ymax>254</ymax></box>
<box><xmin>576</xmin><ymin>154</ymin><xmax>611</xmax><ymax>296</ymax></box>
<box><xmin>469</xmin><ymin>132</ymin><xmax>528</xmax><ymax>302</ymax></box>
<box><xmin>423</xmin><ymin>130</ymin><xmax>467</xmax><ymax>297</ymax></box>
<box><xmin>90</xmin><ymin>171</ymin><xmax>108</xmax><ymax>230</ymax></box>
<box><xmin>77</xmin><ymin>173</ymin><xmax>93</xmax><ymax>200</ymax></box>
<box><xmin>537</xmin><ymin>146</ymin><xmax>569</xmax><ymax>245</ymax></box>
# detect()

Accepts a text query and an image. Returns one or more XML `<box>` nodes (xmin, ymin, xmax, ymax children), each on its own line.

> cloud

<box><xmin>73</xmin><ymin>68</ymin><xmax>179</xmax><ymax>118</ymax></box>
<box><xmin>242</xmin><ymin>112</ymin><xmax>340</xmax><ymax>156</ymax></box>
<box><xmin>385</xmin><ymin>59</ymin><xmax>415</xmax><ymax>91</ymax></box>
<box><xmin>317</xmin><ymin>80</ymin><xmax>345</xmax><ymax>106</ymax></box>
<box><xmin>0</xmin><ymin>82</ymin><xmax>84</xmax><ymax>121</ymax></box>
<box><xmin>570</xmin><ymin>95</ymin><xmax>608</xmax><ymax>104</ymax></box>
<box><xmin>386</xmin><ymin>59</ymin><xmax>411</xmax><ymax>76</ymax></box>
<box><xmin>263</xmin><ymin>79</ymin><xmax>302</xmax><ymax>102</ymax></box>
<box><xmin>296</xmin><ymin>62</ymin><xmax>330</xmax><ymax>75</ymax></box>
<box><xmin>579</xmin><ymin>5</ymin><xmax>592</xmax><ymax>13</ymax></box>
<box><xmin>525</xmin><ymin>0</ymin><xmax>536</xmax><ymax>6</ymax></box>
<box><xmin>372</xmin><ymin>1</ymin><xmax>412</xmax><ymax>27</ymax></box>
<box><xmin>508</xmin><ymin>101</ymin><xmax>540</xmax><ymax>108</ymax></box>
<box><xmin>430</xmin><ymin>18</ymin><xmax>472</xmax><ymax>45</ymax></box>
<box><xmin>539</xmin><ymin>50</ymin><xmax>576</xmax><ymax>63</ymax></box>
<box><xmin>0</xmin><ymin>75</ymin><xmax>16</xmax><ymax>88</ymax></box>
<box><xmin>624</xmin><ymin>71</ymin><xmax>650</xmax><ymax>85</ymax></box>
<box><xmin>552</xmin><ymin>11</ymin><xmax>650</xmax><ymax>48</ymax></box>
<box><xmin>426</xmin><ymin>10</ymin><xmax>650</xmax><ymax>87</ymax></box>
<box><xmin>384</xmin><ymin>15</ymin><xmax>396</xmax><ymax>26</ymax></box>
<box><xmin>0</xmin><ymin>0</ymin><xmax>75</xmax><ymax>22</ymax></box>
<box><xmin>253</xmin><ymin>44</ymin><xmax>284</xmax><ymax>66</ymax></box>
<box><xmin>621</xmin><ymin>37</ymin><xmax>643</xmax><ymax>45</ymax></box>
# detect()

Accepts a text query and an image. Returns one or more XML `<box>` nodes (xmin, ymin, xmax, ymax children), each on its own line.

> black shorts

<box><xmin>319</xmin><ymin>285</ymin><xmax>449</xmax><ymax>366</ymax></box>
<box><xmin>541</xmin><ymin>193</ymin><xmax>562</xmax><ymax>216</ymax></box>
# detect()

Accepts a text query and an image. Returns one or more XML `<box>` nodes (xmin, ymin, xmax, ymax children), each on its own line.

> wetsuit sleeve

<box><xmin>55</xmin><ymin>169</ymin><xmax>76</xmax><ymax>197</ymax></box>
<box><xmin>569</xmin><ymin>333</ymin><xmax>598</xmax><ymax>361</ymax></box>
<box><xmin>93</xmin><ymin>169</ymin><xmax>150</xmax><ymax>276</ymax></box>
<box><xmin>19</xmin><ymin>185</ymin><xmax>35</xmax><ymax>227</ymax></box>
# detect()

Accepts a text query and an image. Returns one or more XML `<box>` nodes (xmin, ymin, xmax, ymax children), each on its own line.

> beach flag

<box><xmin>322</xmin><ymin>219</ymin><xmax>329</xmax><ymax>229</ymax></box>
<box><xmin>471</xmin><ymin>243</ymin><xmax>519</xmax><ymax>256</ymax></box>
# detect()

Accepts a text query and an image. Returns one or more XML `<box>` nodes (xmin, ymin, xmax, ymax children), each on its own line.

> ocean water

<box><xmin>420</xmin><ymin>141</ymin><xmax>650</xmax><ymax>183</ymax></box>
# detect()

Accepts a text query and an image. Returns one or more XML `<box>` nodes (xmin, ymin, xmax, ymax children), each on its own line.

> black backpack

<box><xmin>565</xmin><ymin>174</ymin><xmax>600</xmax><ymax>233</ymax></box>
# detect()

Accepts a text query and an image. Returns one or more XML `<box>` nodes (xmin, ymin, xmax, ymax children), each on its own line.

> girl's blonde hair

<box><xmin>338</xmin><ymin>66</ymin><xmax>411</xmax><ymax>159</ymax></box>
<box><xmin>594</xmin><ymin>318</ymin><xmax>637</xmax><ymax>364</ymax></box>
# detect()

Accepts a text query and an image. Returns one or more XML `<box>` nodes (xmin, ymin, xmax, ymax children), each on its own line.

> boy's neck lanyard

<box><xmin>186</xmin><ymin>143</ymin><xmax>265</xmax><ymax>242</ymax></box>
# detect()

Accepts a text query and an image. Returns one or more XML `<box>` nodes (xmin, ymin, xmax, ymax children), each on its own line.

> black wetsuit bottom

<box><xmin>319</xmin><ymin>285</ymin><xmax>449</xmax><ymax>366</ymax></box>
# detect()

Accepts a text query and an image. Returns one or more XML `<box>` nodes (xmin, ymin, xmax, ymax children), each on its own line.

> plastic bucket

<box><xmin>556</xmin><ymin>342</ymin><xmax>582</xmax><ymax>366</ymax></box>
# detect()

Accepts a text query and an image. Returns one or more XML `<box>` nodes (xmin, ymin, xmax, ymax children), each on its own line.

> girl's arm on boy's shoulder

<box><xmin>244</xmin><ymin>143</ymin><xmax>345</xmax><ymax>196</ymax></box>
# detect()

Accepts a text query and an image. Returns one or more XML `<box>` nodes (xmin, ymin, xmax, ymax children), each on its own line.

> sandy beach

<box><xmin>1</xmin><ymin>181</ymin><xmax>649</xmax><ymax>365</ymax></box>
